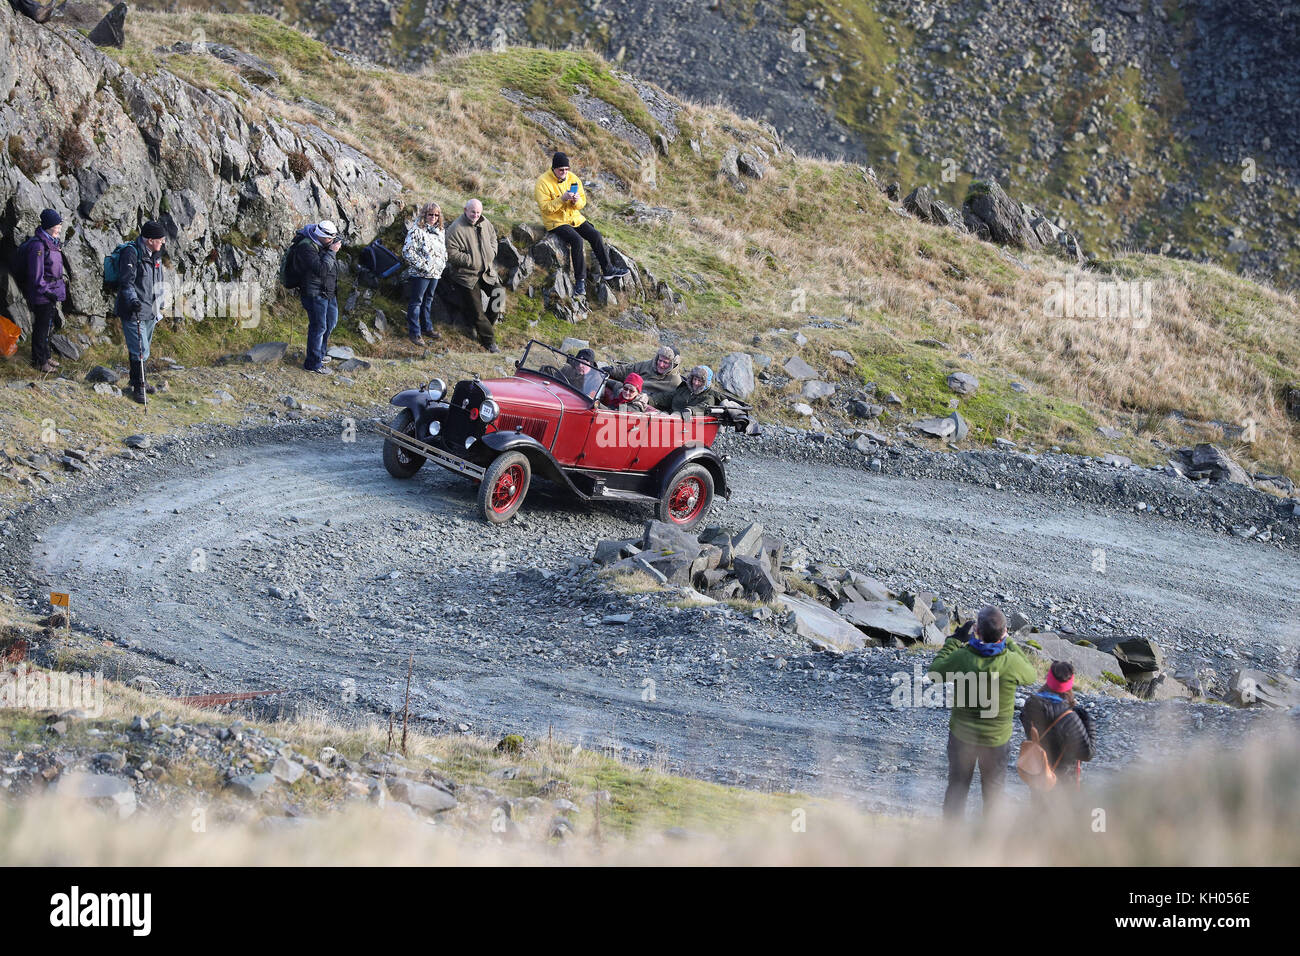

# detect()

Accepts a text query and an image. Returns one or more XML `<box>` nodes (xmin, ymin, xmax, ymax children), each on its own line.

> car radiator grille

<box><xmin>442</xmin><ymin>380</ymin><xmax>482</xmax><ymax>448</ymax></box>
<box><xmin>495</xmin><ymin>414</ymin><xmax>548</xmax><ymax>443</ymax></box>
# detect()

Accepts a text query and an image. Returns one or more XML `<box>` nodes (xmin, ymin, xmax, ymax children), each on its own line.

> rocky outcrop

<box><xmin>0</xmin><ymin>3</ymin><xmax>401</xmax><ymax>337</ymax></box>
<box><xmin>962</xmin><ymin>179</ymin><xmax>1041</xmax><ymax>250</ymax></box>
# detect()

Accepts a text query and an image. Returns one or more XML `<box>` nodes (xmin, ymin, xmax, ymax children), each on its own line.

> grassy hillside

<box><xmin>4</xmin><ymin>9</ymin><xmax>1298</xmax><ymax>486</ymax></box>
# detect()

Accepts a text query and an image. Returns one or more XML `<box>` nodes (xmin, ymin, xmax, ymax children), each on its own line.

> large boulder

<box><xmin>717</xmin><ymin>352</ymin><xmax>755</xmax><ymax>400</ymax></box>
<box><xmin>962</xmin><ymin>180</ymin><xmax>1041</xmax><ymax>249</ymax></box>
<box><xmin>838</xmin><ymin>600</ymin><xmax>926</xmax><ymax>643</ymax></box>
<box><xmin>642</xmin><ymin>519</ymin><xmax>701</xmax><ymax>558</ymax></box>
<box><xmin>1025</xmin><ymin>634</ymin><xmax>1119</xmax><ymax>683</ymax></box>
<box><xmin>55</xmin><ymin>771</ymin><xmax>136</xmax><ymax>818</ymax></box>
<box><xmin>783</xmin><ymin>356</ymin><xmax>818</xmax><ymax>380</ymax></box>
<box><xmin>161</xmin><ymin>41</ymin><xmax>281</xmax><ymax>86</ymax></box>
<box><xmin>387</xmin><ymin>778</ymin><xmax>457</xmax><ymax>813</ymax></box>
<box><xmin>903</xmin><ymin>185</ymin><xmax>964</xmax><ymax>230</ymax></box>
<box><xmin>1176</xmin><ymin>444</ymin><xmax>1251</xmax><ymax>485</ymax></box>
<box><xmin>732</xmin><ymin>555</ymin><xmax>784</xmax><ymax>601</ymax></box>
<box><xmin>946</xmin><ymin>372</ymin><xmax>979</xmax><ymax>396</ymax></box>
<box><xmin>778</xmin><ymin>594</ymin><xmax>866</xmax><ymax>653</ymax></box>
<box><xmin>911</xmin><ymin>417</ymin><xmax>956</xmax><ymax>440</ymax></box>
<box><xmin>87</xmin><ymin>2</ymin><xmax>127</xmax><ymax>47</ymax></box>
<box><xmin>1228</xmin><ymin>668</ymin><xmax>1300</xmax><ymax>709</ymax></box>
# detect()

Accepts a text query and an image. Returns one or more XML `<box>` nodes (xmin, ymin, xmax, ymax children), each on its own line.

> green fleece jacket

<box><xmin>928</xmin><ymin>637</ymin><xmax>1038</xmax><ymax>747</ymax></box>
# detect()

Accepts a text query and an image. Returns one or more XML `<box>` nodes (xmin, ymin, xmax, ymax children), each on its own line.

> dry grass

<box><xmin>3</xmin><ymin>717</ymin><xmax>1297</xmax><ymax>865</ymax></box>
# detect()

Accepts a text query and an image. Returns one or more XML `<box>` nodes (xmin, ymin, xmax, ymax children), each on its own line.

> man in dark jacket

<box><xmin>655</xmin><ymin>365</ymin><xmax>718</xmax><ymax>414</ymax></box>
<box><xmin>559</xmin><ymin>347</ymin><xmax>603</xmax><ymax>398</ymax></box>
<box><xmin>444</xmin><ymin>199</ymin><xmax>504</xmax><ymax>353</ymax></box>
<box><xmin>1019</xmin><ymin>661</ymin><xmax>1096</xmax><ymax>793</ymax></box>
<box><xmin>19</xmin><ymin>208</ymin><xmax>67</xmax><ymax>374</ymax></box>
<box><xmin>289</xmin><ymin>220</ymin><xmax>341</xmax><ymax>372</ymax></box>
<box><xmin>114</xmin><ymin>220</ymin><xmax>167</xmax><ymax>405</ymax></box>
<box><xmin>607</xmin><ymin>345</ymin><xmax>682</xmax><ymax>404</ymax></box>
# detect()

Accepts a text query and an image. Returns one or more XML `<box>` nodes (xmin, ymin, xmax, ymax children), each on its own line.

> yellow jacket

<box><xmin>535</xmin><ymin>169</ymin><xmax>587</xmax><ymax>230</ymax></box>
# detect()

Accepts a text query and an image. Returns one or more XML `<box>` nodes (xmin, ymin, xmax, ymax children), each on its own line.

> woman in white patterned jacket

<box><xmin>402</xmin><ymin>202</ymin><xmax>447</xmax><ymax>344</ymax></box>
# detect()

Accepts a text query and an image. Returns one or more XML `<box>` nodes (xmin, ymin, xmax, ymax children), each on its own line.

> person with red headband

<box><xmin>1019</xmin><ymin>661</ymin><xmax>1097</xmax><ymax>795</ymax></box>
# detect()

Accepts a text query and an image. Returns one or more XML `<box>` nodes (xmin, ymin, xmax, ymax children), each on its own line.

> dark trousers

<box><xmin>301</xmin><ymin>293</ymin><xmax>339</xmax><ymax>370</ymax></box>
<box><xmin>451</xmin><ymin>280</ymin><xmax>501</xmax><ymax>347</ymax></box>
<box><xmin>30</xmin><ymin>301</ymin><xmax>56</xmax><ymax>368</ymax></box>
<box><xmin>942</xmin><ymin>731</ymin><xmax>1010</xmax><ymax>819</ymax></box>
<box><xmin>406</xmin><ymin>276</ymin><xmax>438</xmax><ymax>336</ymax></box>
<box><xmin>549</xmin><ymin>222</ymin><xmax>612</xmax><ymax>285</ymax></box>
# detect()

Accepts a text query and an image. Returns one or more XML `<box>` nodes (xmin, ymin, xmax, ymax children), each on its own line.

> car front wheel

<box><xmin>657</xmin><ymin>463</ymin><xmax>714</xmax><ymax>529</ymax></box>
<box><xmin>382</xmin><ymin>408</ymin><xmax>425</xmax><ymax>479</ymax></box>
<box><xmin>478</xmin><ymin>451</ymin><xmax>531</xmax><ymax>524</ymax></box>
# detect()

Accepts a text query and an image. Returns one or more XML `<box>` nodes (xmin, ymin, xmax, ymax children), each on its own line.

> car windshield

<box><xmin>517</xmin><ymin>340</ymin><xmax>609</xmax><ymax>400</ymax></box>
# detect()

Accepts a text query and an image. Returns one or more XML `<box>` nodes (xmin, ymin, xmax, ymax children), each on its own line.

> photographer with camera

<box><xmin>288</xmin><ymin>219</ymin><xmax>341</xmax><ymax>373</ymax></box>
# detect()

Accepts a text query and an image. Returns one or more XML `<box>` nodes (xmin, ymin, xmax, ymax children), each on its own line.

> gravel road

<box><xmin>6</xmin><ymin>424</ymin><xmax>1297</xmax><ymax>816</ymax></box>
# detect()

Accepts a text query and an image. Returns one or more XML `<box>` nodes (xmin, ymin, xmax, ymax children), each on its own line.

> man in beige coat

<box><xmin>444</xmin><ymin>199</ymin><xmax>504</xmax><ymax>352</ymax></box>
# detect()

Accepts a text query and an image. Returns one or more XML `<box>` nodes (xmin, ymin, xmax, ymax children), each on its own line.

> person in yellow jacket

<box><xmin>534</xmin><ymin>151</ymin><xmax>628</xmax><ymax>297</ymax></box>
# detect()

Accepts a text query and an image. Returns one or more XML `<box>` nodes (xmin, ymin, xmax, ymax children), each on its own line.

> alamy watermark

<box><xmin>1043</xmin><ymin>273</ymin><xmax>1152</xmax><ymax>329</ymax></box>
<box><xmin>154</xmin><ymin>273</ymin><xmax>261</xmax><ymax>328</ymax></box>
<box><xmin>593</xmin><ymin>413</ymin><xmax>708</xmax><ymax>450</ymax></box>
<box><xmin>890</xmin><ymin>663</ymin><xmax>1000</xmax><ymax>717</ymax></box>
<box><xmin>0</xmin><ymin>669</ymin><xmax>105</xmax><ymax>717</ymax></box>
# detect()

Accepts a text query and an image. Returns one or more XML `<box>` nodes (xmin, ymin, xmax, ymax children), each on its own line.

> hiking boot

<box><xmin>486</xmin><ymin>343</ymin><xmax>501</xmax><ymax>354</ymax></box>
<box><xmin>573</xmin><ymin>280</ymin><xmax>586</xmax><ymax>297</ymax></box>
<box><xmin>409</xmin><ymin>333</ymin><xmax>425</xmax><ymax>346</ymax></box>
<box><xmin>129</xmin><ymin>359</ymin><xmax>147</xmax><ymax>406</ymax></box>
<box><xmin>38</xmin><ymin>360</ymin><xmax>57</xmax><ymax>374</ymax></box>
<box><xmin>604</xmin><ymin>265</ymin><xmax>630</xmax><ymax>279</ymax></box>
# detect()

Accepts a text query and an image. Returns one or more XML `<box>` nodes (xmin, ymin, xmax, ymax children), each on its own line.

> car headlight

<box><xmin>428</xmin><ymin>421</ymin><xmax>441</xmax><ymax>436</ymax></box>
<box><xmin>479</xmin><ymin>399</ymin><xmax>499</xmax><ymax>423</ymax></box>
<box><xmin>464</xmin><ymin>436</ymin><xmax>475</xmax><ymax>449</ymax></box>
<box><xmin>426</xmin><ymin>378</ymin><xmax>446</xmax><ymax>401</ymax></box>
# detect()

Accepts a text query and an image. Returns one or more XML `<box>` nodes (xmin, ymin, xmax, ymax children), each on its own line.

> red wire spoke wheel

<box><xmin>657</xmin><ymin>464</ymin><xmax>714</xmax><ymax>529</ymax></box>
<box><xmin>478</xmin><ymin>451</ymin><xmax>531</xmax><ymax>523</ymax></box>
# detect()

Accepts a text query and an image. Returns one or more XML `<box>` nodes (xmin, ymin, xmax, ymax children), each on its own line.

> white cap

<box><xmin>315</xmin><ymin>220</ymin><xmax>338</xmax><ymax>240</ymax></box>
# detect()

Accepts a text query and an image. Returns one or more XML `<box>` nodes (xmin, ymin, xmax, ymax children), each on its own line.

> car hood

<box><xmin>481</xmin><ymin>372</ymin><xmax>584</xmax><ymax>411</ymax></box>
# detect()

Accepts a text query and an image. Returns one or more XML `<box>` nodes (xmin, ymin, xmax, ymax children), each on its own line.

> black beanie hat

<box><xmin>551</xmin><ymin>151</ymin><xmax>570</xmax><ymax>170</ymax></box>
<box><xmin>141</xmin><ymin>220</ymin><xmax>166</xmax><ymax>240</ymax></box>
<box><xmin>40</xmin><ymin>209</ymin><xmax>63</xmax><ymax>229</ymax></box>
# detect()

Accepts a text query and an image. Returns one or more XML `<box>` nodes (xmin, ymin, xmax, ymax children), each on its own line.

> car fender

<box><xmin>480</xmin><ymin>430</ymin><xmax>580</xmax><ymax>492</ymax></box>
<box><xmin>655</xmin><ymin>445</ymin><xmax>730</xmax><ymax>500</ymax></box>
<box><xmin>390</xmin><ymin>389</ymin><xmax>447</xmax><ymax>431</ymax></box>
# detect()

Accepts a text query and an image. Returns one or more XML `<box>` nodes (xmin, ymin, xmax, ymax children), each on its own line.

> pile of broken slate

<box><xmin>591</xmin><ymin>520</ymin><xmax>1300</xmax><ymax>710</ymax></box>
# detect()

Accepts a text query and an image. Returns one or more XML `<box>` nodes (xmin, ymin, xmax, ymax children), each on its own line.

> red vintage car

<box><xmin>377</xmin><ymin>340</ymin><xmax>755</xmax><ymax>527</ymax></box>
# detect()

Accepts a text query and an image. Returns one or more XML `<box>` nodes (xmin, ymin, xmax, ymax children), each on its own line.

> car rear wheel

<box><xmin>657</xmin><ymin>463</ymin><xmax>714</xmax><ymax>529</ymax></box>
<box><xmin>382</xmin><ymin>409</ymin><xmax>426</xmax><ymax>479</ymax></box>
<box><xmin>479</xmin><ymin>451</ymin><xmax>531</xmax><ymax>524</ymax></box>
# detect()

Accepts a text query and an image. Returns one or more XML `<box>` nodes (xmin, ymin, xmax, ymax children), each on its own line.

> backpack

<box><xmin>280</xmin><ymin>234</ymin><xmax>315</xmax><ymax>289</ymax></box>
<box><xmin>1016</xmin><ymin>707</ymin><xmax>1074</xmax><ymax>791</ymax></box>
<box><xmin>357</xmin><ymin>240</ymin><xmax>402</xmax><ymax>288</ymax></box>
<box><xmin>12</xmin><ymin>236</ymin><xmax>42</xmax><ymax>295</ymax></box>
<box><xmin>102</xmin><ymin>241</ymin><xmax>137</xmax><ymax>290</ymax></box>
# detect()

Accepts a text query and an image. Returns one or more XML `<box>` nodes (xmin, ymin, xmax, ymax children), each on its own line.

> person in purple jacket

<box><xmin>19</xmin><ymin>208</ymin><xmax>68</xmax><ymax>374</ymax></box>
